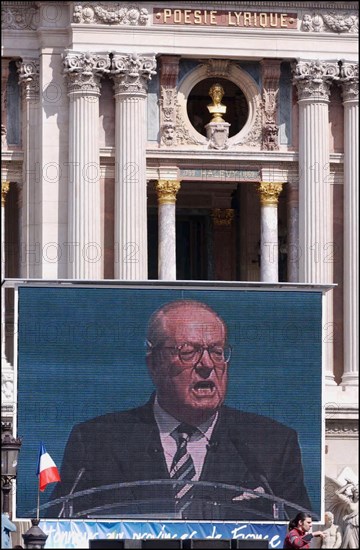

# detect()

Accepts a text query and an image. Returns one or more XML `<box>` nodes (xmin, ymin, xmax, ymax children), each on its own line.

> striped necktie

<box><xmin>170</xmin><ymin>423</ymin><xmax>196</xmax><ymax>516</ymax></box>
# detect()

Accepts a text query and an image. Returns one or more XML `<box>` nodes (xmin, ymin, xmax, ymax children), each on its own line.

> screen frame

<box><xmin>4</xmin><ymin>279</ymin><xmax>330</xmax><ymax>523</ymax></box>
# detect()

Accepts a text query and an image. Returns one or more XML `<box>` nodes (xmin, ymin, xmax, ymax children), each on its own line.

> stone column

<box><xmin>155</xmin><ymin>180</ymin><xmax>181</xmax><ymax>280</ymax></box>
<box><xmin>17</xmin><ymin>59</ymin><xmax>40</xmax><ymax>278</ymax></box>
<box><xmin>211</xmin><ymin>208</ymin><xmax>235</xmax><ymax>281</ymax></box>
<box><xmin>257</xmin><ymin>182</ymin><xmax>283</xmax><ymax>282</ymax></box>
<box><xmin>1</xmin><ymin>181</ymin><xmax>14</xmax><ymax>414</ymax></box>
<box><xmin>1</xmin><ymin>59</ymin><xmax>10</xmax><ymax>150</ymax></box>
<box><xmin>1</xmin><ymin>181</ymin><xmax>10</xmax><ymax>298</ymax></box>
<box><xmin>340</xmin><ymin>62</ymin><xmax>359</xmax><ymax>387</ymax></box>
<box><xmin>287</xmin><ymin>183</ymin><xmax>299</xmax><ymax>282</ymax></box>
<box><xmin>111</xmin><ymin>54</ymin><xmax>156</xmax><ymax>280</ymax></box>
<box><xmin>63</xmin><ymin>52</ymin><xmax>110</xmax><ymax>279</ymax></box>
<box><xmin>293</xmin><ymin>59</ymin><xmax>339</xmax><ymax>385</ymax></box>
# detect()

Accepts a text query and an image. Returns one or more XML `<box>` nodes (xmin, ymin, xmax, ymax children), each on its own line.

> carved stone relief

<box><xmin>63</xmin><ymin>52</ymin><xmax>111</xmax><ymax>93</ymax></box>
<box><xmin>326</xmin><ymin>420</ymin><xmax>359</xmax><ymax>436</ymax></box>
<box><xmin>340</xmin><ymin>62</ymin><xmax>359</xmax><ymax>102</ymax></box>
<box><xmin>72</xmin><ymin>3</ymin><xmax>149</xmax><ymax>25</ymax></box>
<box><xmin>158</xmin><ymin>57</ymin><xmax>180</xmax><ymax>147</ymax></box>
<box><xmin>17</xmin><ymin>59</ymin><xmax>40</xmax><ymax>100</ymax></box>
<box><xmin>1</xmin><ymin>2</ymin><xmax>38</xmax><ymax>30</ymax></box>
<box><xmin>175</xmin><ymin>104</ymin><xmax>203</xmax><ymax>145</ymax></box>
<box><xmin>111</xmin><ymin>54</ymin><xmax>156</xmax><ymax>95</ymax></box>
<box><xmin>232</xmin><ymin>94</ymin><xmax>263</xmax><ymax>147</ymax></box>
<box><xmin>206</xmin><ymin>123</ymin><xmax>230</xmax><ymax>150</ymax></box>
<box><xmin>160</xmin><ymin>87</ymin><xmax>177</xmax><ymax>146</ymax></box>
<box><xmin>292</xmin><ymin>60</ymin><xmax>340</xmax><ymax>101</ymax></box>
<box><xmin>263</xmin><ymin>89</ymin><xmax>279</xmax><ymax>150</ymax></box>
<box><xmin>301</xmin><ymin>12</ymin><xmax>358</xmax><ymax>33</ymax></box>
<box><xmin>161</xmin><ymin>122</ymin><xmax>176</xmax><ymax>147</ymax></box>
<box><xmin>178</xmin><ymin>60</ymin><xmax>262</xmax><ymax>148</ymax></box>
<box><xmin>1</xmin><ymin>369</ymin><xmax>14</xmax><ymax>403</ymax></box>
<box><xmin>206</xmin><ymin>59</ymin><xmax>231</xmax><ymax>77</ymax></box>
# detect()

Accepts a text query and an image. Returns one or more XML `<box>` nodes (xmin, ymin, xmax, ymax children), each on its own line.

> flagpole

<box><xmin>37</xmin><ymin>481</ymin><xmax>40</xmax><ymax>521</ymax></box>
<box><xmin>37</xmin><ymin>442</ymin><xmax>61</xmax><ymax>520</ymax></box>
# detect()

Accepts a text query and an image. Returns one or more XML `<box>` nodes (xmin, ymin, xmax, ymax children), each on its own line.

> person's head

<box><xmin>289</xmin><ymin>512</ymin><xmax>313</xmax><ymax>532</ymax></box>
<box><xmin>351</xmin><ymin>484</ymin><xmax>359</xmax><ymax>502</ymax></box>
<box><xmin>325</xmin><ymin>511</ymin><xmax>334</xmax><ymax>525</ymax></box>
<box><xmin>146</xmin><ymin>300</ymin><xmax>230</xmax><ymax>425</ymax></box>
<box><xmin>209</xmin><ymin>83</ymin><xmax>224</xmax><ymax>105</ymax></box>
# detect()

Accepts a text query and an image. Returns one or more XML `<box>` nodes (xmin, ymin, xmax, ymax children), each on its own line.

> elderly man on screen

<box><xmin>47</xmin><ymin>299</ymin><xmax>312</xmax><ymax>520</ymax></box>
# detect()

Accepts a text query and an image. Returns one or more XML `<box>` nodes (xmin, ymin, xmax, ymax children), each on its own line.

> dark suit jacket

<box><xmin>46</xmin><ymin>400</ymin><xmax>312</xmax><ymax>520</ymax></box>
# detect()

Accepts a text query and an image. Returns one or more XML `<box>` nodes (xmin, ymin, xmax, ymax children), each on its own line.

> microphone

<box><xmin>58</xmin><ymin>467</ymin><xmax>85</xmax><ymax>518</ymax></box>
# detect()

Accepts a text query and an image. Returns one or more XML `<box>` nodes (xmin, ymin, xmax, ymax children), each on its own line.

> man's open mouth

<box><xmin>192</xmin><ymin>381</ymin><xmax>216</xmax><ymax>395</ymax></box>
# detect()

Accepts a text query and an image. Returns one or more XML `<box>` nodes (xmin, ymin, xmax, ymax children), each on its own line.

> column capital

<box><xmin>257</xmin><ymin>181</ymin><xmax>283</xmax><ymax>206</ymax></box>
<box><xmin>292</xmin><ymin>59</ymin><xmax>339</xmax><ymax>102</ymax></box>
<box><xmin>111</xmin><ymin>53</ymin><xmax>156</xmax><ymax>96</ymax></box>
<box><xmin>63</xmin><ymin>52</ymin><xmax>111</xmax><ymax>95</ymax></box>
<box><xmin>155</xmin><ymin>180</ymin><xmax>181</xmax><ymax>204</ymax></box>
<box><xmin>17</xmin><ymin>59</ymin><xmax>40</xmax><ymax>100</ymax></box>
<box><xmin>340</xmin><ymin>62</ymin><xmax>359</xmax><ymax>103</ymax></box>
<box><xmin>211</xmin><ymin>208</ymin><xmax>235</xmax><ymax>226</ymax></box>
<box><xmin>1</xmin><ymin>181</ymin><xmax>10</xmax><ymax>207</ymax></box>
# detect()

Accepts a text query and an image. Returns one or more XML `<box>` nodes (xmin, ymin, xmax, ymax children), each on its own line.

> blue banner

<box><xmin>39</xmin><ymin>521</ymin><xmax>287</xmax><ymax>548</ymax></box>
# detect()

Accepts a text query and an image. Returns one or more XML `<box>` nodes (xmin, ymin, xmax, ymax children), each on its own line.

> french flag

<box><xmin>36</xmin><ymin>443</ymin><xmax>61</xmax><ymax>491</ymax></box>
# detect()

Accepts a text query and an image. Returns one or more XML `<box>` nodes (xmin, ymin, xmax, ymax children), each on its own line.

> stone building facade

<box><xmin>1</xmin><ymin>0</ymin><xmax>358</xmax><ymax>527</ymax></box>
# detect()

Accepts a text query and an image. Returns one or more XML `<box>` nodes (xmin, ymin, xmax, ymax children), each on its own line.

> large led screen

<box><xmin>16</xmin><ymin>284</ymin><xmax>323</xmax><ymax>522</ymax></box>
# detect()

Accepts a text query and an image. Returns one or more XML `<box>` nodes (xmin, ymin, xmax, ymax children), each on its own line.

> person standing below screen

<box><xmin>47</xmin><ymin>299</ymin><xmax>313</xmax><ymax>520</ymax></box>
<box><xmin>283</xmin><ymin>512</ymin><xmax>326</xmax><ymax>548</ymax></box>
<box><xmin>320</xmin><ymin>511</ymin><xmax>342</xmax><ymax>548</ymax></box>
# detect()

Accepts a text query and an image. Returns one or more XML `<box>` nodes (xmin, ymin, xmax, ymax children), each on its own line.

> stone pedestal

<box><xmin>205</xmin><ymin>122</ymin><xmax>230</xmax><ymax>150</ymax></box>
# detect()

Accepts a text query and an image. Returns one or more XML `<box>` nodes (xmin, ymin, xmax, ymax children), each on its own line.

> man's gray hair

<box><xmin>146</xmin><ymin>299</ymin><xmax>227</xmax><ymax>351</ymax></box>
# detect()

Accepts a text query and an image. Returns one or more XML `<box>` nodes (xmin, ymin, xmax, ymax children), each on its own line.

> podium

<box><xmin>38</xmin><ymin>479</ymin><xmax>313</xmax><ymax>521</ymax></box>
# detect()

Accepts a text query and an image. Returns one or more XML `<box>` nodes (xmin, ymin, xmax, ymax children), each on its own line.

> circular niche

<box><xmin>186</xmin><ymin>77</ymin><xmax>249</xmax><ymax>138</ymax></box>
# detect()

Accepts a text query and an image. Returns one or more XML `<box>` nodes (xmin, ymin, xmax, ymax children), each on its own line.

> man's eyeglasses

<box><xmin>147</xmin><ymin>341</ymin><xmax>232</xmax><ymax>367</ymax></box>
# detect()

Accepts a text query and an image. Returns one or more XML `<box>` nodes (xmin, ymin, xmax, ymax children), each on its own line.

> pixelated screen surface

<box><xmin>16</xmin><ymin>285</ymin><xmax>323</xmax><ymax>521</ymax></box>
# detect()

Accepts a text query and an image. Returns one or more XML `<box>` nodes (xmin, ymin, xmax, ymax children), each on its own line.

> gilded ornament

<box><xmin>211</xmin><ymin>209</ymin><xmax>235</xmax><ymax>226</ymax></box>
<box><xmin>155</xmin><ymin>180</ymin><xmax>181</xmax><ymax>204</ymax></box>
<box><xmin>257</xmin><ymin>182</ymin><xmax>283</xmax><ymax>206</ymax></box>
<box><xmin>207</xmin><ymin>83</ymin><xmax>227</xmax><ymax>123</ymax></box>
<box><xmin>1</xmin><ymin>181</ymin><xmax>10</xmax><ymax>207</ymax></box>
